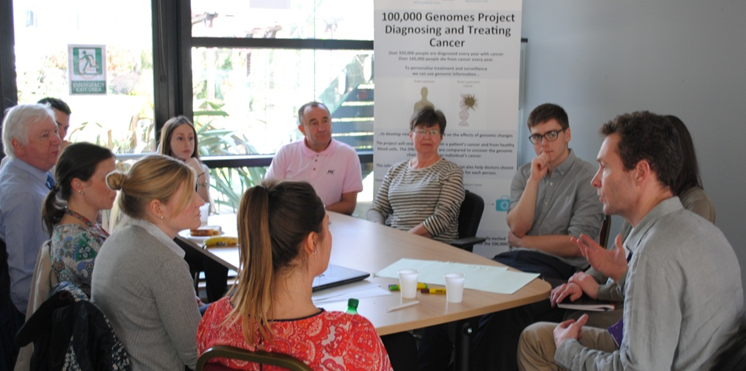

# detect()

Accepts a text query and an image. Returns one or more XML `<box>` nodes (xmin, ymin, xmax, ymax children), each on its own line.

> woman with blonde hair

<box><xmin>197</xmin><ymin>180</ymin><xmax>392</xmax><ymax>370</ymax></box>
<box><xmin>92</xmin><ymin>154</ymin><xmax>205</xmax><ymax>370</ymax></box>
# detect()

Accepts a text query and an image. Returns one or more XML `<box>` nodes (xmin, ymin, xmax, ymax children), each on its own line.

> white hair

<box><xmin>2</xmin><ymin>104</ymin><xmax>55</xmax><ymax>159</ymax></box>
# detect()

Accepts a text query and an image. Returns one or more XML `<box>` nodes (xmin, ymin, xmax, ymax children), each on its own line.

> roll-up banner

<box><xmin>374</xmin><ymin>0</ymin><xmax>522</xmax><ymax>258</ymax></box>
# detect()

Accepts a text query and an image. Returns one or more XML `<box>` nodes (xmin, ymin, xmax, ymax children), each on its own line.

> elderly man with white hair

<box><xmin>0</xmin><ymin>104</ymin><xmax>61</xmax><ymax>369</ymax></box>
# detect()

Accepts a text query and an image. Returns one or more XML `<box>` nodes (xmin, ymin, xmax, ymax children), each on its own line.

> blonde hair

<box><xmin>229</xmin><ymin>180</ymin><xmax>325</xmax><ymax>345</ymax></box>
<box><xmin>106</xmin><ymin>154</ymin><xmax>196</xmax><ymax>220</ymax></box>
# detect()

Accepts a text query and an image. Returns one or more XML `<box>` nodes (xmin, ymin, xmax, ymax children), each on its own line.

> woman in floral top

<box><xmin>197</xmin><ymin>181</ymin><xmax>392</xmax><ymax>371</ymax></box>
<box><xmin>42</xmin><ymin>142</ymin><xmax>116</xmax><ymax>297</ymax></box>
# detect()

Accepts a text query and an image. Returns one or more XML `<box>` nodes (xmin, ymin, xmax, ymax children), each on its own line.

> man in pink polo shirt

<box><xmin>265</xmin><ymin>101</ymin><xmax>363</xmax><ymax>215</ymax></box>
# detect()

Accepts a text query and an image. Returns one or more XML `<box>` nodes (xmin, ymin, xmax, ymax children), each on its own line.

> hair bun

<box><xmin>106</xmin><ymin>171</ymin><xmax>126</xmax><ymax>190</ymax></box>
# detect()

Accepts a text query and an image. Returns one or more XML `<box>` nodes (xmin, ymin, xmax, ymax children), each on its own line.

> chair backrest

<box><xmin>197</xmin><ymin>345</ymin><xmax>312</xmax><ymax>371</ymax></box>
<box><xmin>458</xmin><ymin>190</ymin><xmax>485</xmax><ymax>240</ymax></box>
<box><xmin>15</xmin><ymin>240</ymin><xmax>57</xmax><ymax>371</ymax></box>
<box><xmin>1</xmin><ymin>238</ymin><xmax>9</xmax><ymax>300</ymax></box>
<box><xmin>710</xmin><ymin>313</ymin><xmax>746</xmax><ymax>371</ymax></box>
<box><xmin>599</xmin><ymin>215</ymin><xmax>612</xmax><ymax>248</ymax></box>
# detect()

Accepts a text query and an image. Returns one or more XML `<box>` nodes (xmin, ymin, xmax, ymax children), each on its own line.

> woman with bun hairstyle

<box><xmin>197</xmin><ymin>180</ymin><xmax>393</xmax><ymax>370</ymax></box>
<box><xmin>158</xmin><ymin>115</ymin><xmax>211</xmax><ymax>204</ymax></box>
<box><xmin>92</xmin><ymin>154</ymin><xmax>205</xmax><ymax>371</ymax></box>
<box><xmin>42</xmin><ymin>142</ymin><xmax>116</xmax><ymax>297</ymax></box>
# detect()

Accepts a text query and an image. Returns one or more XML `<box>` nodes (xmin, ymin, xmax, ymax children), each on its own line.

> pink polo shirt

<box><xmin>265</xmin><ymin>139</ymin><xmax>363</xmax><ymax>207</ymax></box>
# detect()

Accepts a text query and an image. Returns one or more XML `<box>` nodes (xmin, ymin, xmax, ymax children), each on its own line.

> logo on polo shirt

<box><xmin>327</xmin><ymin>170</ymin><xmax>335</xmax><ymax>175</ymax></box>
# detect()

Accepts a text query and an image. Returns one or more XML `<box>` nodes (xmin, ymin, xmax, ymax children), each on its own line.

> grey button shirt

<box><xmin>509</xmin><ymin>149</ymin><xmax>604</xmax><ymax>268</ymax></box>
<box><xmin>556</xmin><ymin>197</ymin><xmax>744</xmax><ymax>370</ymax></box>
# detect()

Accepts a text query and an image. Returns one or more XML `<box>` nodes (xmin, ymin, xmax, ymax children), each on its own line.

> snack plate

<box><xmin>178</xmin><ymin>229</ymin><xmax>224</xmax><ymax>244</ymax></box>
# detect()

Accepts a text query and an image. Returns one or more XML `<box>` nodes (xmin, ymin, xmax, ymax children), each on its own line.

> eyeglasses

<box><xmin>414</xmin><ymin>129</ymin><xmax>440</xmax><ymax>136</ymax></box>
<box><xmin>528</xmin><ymin>128</ymin><xmax>566</xmax><ymax>144</ymax></box>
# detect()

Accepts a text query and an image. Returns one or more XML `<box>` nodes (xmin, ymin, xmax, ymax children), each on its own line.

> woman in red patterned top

<box><xmin>197</xmin><ymin>180</ymin><xmax>392</xmax><ymax>371</ymax></box>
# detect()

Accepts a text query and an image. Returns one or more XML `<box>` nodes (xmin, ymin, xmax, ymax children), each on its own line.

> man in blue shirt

<box><xmin>0</xmin><ymin>104</ymin><xmax>61</xmax><ymax>369</ymax></box>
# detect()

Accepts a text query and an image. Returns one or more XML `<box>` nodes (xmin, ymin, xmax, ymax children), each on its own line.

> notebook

<box><xmin>312</xmin><ymin>264</ymin><xmax>370</xmax><ymax>292</ymax></box>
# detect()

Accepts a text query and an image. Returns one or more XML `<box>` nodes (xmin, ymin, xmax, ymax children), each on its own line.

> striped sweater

<box><xmin>367</xmin><ymin>158</ymin><xmax>464</xmax><ymax>243</ymax></box>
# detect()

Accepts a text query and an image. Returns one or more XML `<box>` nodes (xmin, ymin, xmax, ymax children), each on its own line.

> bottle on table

<box><xmin>346</xmin><ymin>298</ymin><xmax>359</xmax><ymax>314</ymax></box>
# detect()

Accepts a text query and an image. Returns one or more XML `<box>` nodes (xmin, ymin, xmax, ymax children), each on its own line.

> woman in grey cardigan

<box><xmin>92</xmin><ymin>154</ymin><xmax>206</xmax><ymax>370</ymax></box>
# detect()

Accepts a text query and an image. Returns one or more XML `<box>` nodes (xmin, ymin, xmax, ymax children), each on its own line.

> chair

<box><xmin>710</xmin><ymin>314</ymin><xmax>746</xmax><ymax>371</ymax></box>
<box><xmin>15</xmin><ymin>282</ymin><xmax>131</xmax><ymax>371</ymax></box>
<box><xmin>449</xmin><ymin>190</ymin><xmax>486</xmax><ymax>252</ymax></box>
<box><xmin>197</xmin><ymin>345</ymin><xmax>312</xmax><ymax>371</ymax></box>
<box><xmin>599</xmin><ymin>215</ymin><xmax>612</xmax><ymax>248</ymax></box>
<box><xmin>15</xmin><ymin>240</ymin><xmax>57</xmax><ymax>371</ymax></box>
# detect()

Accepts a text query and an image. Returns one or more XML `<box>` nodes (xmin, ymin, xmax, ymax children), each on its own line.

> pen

<box><xmin>387</xmin><ymin>300</ymin><xmax>420</xmax><ymax>312</ymax></box>
<box><xmin>388</xmin><ymin>283</ymin><xmax>428</xmax><ymax>291</ymax></box>
<box><xmin>421</xmin><ymin>288</ymin><xmax>446</xmax><ymax>294</ymax></box>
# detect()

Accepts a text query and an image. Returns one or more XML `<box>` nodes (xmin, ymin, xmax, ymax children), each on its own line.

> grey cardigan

<box><xmin>92</xmin><ymin>219</ymin><xmax>200</xmax><ymax>370</ymax></box>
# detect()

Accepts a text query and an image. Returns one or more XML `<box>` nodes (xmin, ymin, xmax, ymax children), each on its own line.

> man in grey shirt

<box><xmin>441</xmin><ymin>104</ymin><xmax>604</xmax><ymax>371</ymax></box>
<box><xmin>494</xmin><ymin>103</ymin><xmax>604</xmax><ymax>280</ymax></box>
<box><xmin>518</xmin><ymin>111</ymin><xmax>743</xmax><ymax>370</ymax></box>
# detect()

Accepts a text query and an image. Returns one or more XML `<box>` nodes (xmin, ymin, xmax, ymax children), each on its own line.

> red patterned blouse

<box><xmin>197</xmin><ymin>297</ymin><xmax>393</xmax><ymax>371</ymax></box>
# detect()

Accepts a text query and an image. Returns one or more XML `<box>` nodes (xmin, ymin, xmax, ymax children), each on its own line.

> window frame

<box><xmin>0</xmin><ymin>0</ymin><xmax>374</xmax><ymax>165</ymax></box>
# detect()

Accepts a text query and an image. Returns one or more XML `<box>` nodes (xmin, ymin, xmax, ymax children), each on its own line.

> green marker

<box><xmin>388</xmin><ymin>283</ymin><xmax>428</xmax><ymax>291</ymax></box>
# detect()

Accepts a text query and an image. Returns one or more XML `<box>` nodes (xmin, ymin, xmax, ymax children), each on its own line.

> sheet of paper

<box><xmin>374</xmin><ymin>258</ymin><xmax>539</xmax><ymax>295</ymax></box>
<box><xmin>312</xmin><ymin>280</ymin><xmax>391</xmax><ymax>305</ymax></box>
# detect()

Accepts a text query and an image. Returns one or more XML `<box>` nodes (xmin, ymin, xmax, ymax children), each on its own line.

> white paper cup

<box><xmin>199</xmin><ymin>203</ymin><xmax>210</xmax><ymax>226</ymax></box>
<box><xmin>444</xmin><ymin>273</ymin><xmax>465</xmax><ymax>303</ymax></box>
<box><xmin>398</xmin><ymin>269</ymin><xmax>419</xmax><ymax>299</ymax></box>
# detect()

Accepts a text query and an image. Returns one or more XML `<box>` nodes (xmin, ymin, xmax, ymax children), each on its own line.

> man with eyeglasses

<box><xmin>494</xmin><ymin>103</ymin><xmax>604</xmax><ymax>278</ymax></box>
<box><xmin>468</xmin><ymin>103</ymin><xmax>604</xmax><ymax>370</ymax></box>
<box><xmin>265</xmin><ymin>101</ymin><xmax>363</xmax><ymax>215</ymax></box>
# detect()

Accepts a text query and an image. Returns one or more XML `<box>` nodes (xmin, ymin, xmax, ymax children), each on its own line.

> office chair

<box><xmin>197</xmin><ymin>345</ymin><xmax>312</xmax><ymax>371</ymax></box>
<box><xmin>599</xmin><ymin>215</ymin><xmax>612</xmax><ymax>248</ymax></box>
<box><xmin>710</xmin><ymin>314</ymin><xmax>746</xmax><ymax>371</ymax></box>
<box><xmin>449</xmin><ymin>190</ymin><xmax>486</xmax><ymax>252</ymax></box>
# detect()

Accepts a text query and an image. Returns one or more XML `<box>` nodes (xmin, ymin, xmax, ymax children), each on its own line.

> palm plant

<box><xmin>193</xmin><ymin>100</ymin><xmax>266</xmax><ymax>213</ymax></box>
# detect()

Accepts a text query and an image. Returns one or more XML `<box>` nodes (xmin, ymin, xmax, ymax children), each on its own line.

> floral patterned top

<box><xmin>50</xmin><ymin>212</ymin><xmax>109</xmax><ymax>297</ymax></box>
<box><xmin>198</xmin><ymin>297</ymin><xmax>393</xmax><ymax>371</ymax></box>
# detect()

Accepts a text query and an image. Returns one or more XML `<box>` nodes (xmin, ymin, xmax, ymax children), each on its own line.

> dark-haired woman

<box><xmin>367</xmin><ymin>106</ymin><xmax>464</xmax><ymax>243</ymax></box>
<box><xmin>159</xmin><ymin>115</ymin><xmax>211</xmax><ymax>204</ymax></box>
<box><xmin>159</xmin><ymin>115</ymin><xmax>228</xmax><ymax>303</ymax></box>
<box><xmin>42</xmin><ymin>142</ymin><xmax>116</xmax><ymax>297</ymax></box>
<box><xmin>197</xmin><ymin>181</ymin><xmax>393</xmax><ymax>370</ymax></box>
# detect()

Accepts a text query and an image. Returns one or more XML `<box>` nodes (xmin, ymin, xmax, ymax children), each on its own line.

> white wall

<box><xmin>519</xmin><ymin>1</ymin><xmax>746</xmax><ymax>293</ymax></box>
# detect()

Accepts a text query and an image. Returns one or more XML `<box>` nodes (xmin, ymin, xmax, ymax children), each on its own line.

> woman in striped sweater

<box><xmin>367</xmin><ymin>106</ymin><xmax>465</xmax><ymax>243</ymax></box>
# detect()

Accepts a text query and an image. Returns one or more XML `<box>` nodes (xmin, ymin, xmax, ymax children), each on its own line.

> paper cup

<box><xmin>444</xmin><ymin>273</ymin><xmax>465</xmax><ymax>303</ymax></box>
<box><xmin>398</xmin><ymin>269</ymin><xmax>419</xmax><ymax>299</ymax></box>
<box><xmin>199</xmin><ymin>203</ymin><xmax>210</xmax><ymax>226</ymax></box>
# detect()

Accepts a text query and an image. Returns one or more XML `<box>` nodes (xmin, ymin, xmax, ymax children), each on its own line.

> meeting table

<box><xmin>177</xmin><ymin>211</ymin><xmax>551</xmax><ymax>371</ymax></box>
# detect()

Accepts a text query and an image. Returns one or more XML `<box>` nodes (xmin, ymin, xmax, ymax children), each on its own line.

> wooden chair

<box><xmin>197</xmin><ymin>345</ymin><xmax>312</xmax><ymax>371</ymax></box>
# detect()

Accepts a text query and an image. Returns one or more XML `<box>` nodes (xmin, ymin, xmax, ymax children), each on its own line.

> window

<box><xmin>188</xmin><ymin>0</ymin><xmax>375</xmax><ymax>213</ymax></box>
<box><xmin>1</xmin><ymin>0</ymin><xmax>375</xmax><ymax>215</ymax></box>
<box><xmin>12</xmin><ymin>0</ymin><xmax>155</xmax><ymax>155</ymax></box>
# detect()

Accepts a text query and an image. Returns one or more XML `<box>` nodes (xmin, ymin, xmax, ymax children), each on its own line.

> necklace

<box><xmin>66</xmin><ymin>209</ymin><xmax>110</xmax><ymax>238</ymax></box>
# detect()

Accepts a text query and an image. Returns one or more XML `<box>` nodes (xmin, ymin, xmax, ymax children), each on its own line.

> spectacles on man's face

<box><xmin>414</xmin><ymin>129</ymin><xmax>440</xmax><ymax>136</ymax></box>
<box><xmin>528</xmin><ymin>128</ymin><xmax>566</xmax><ymax>144</ymax></box>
